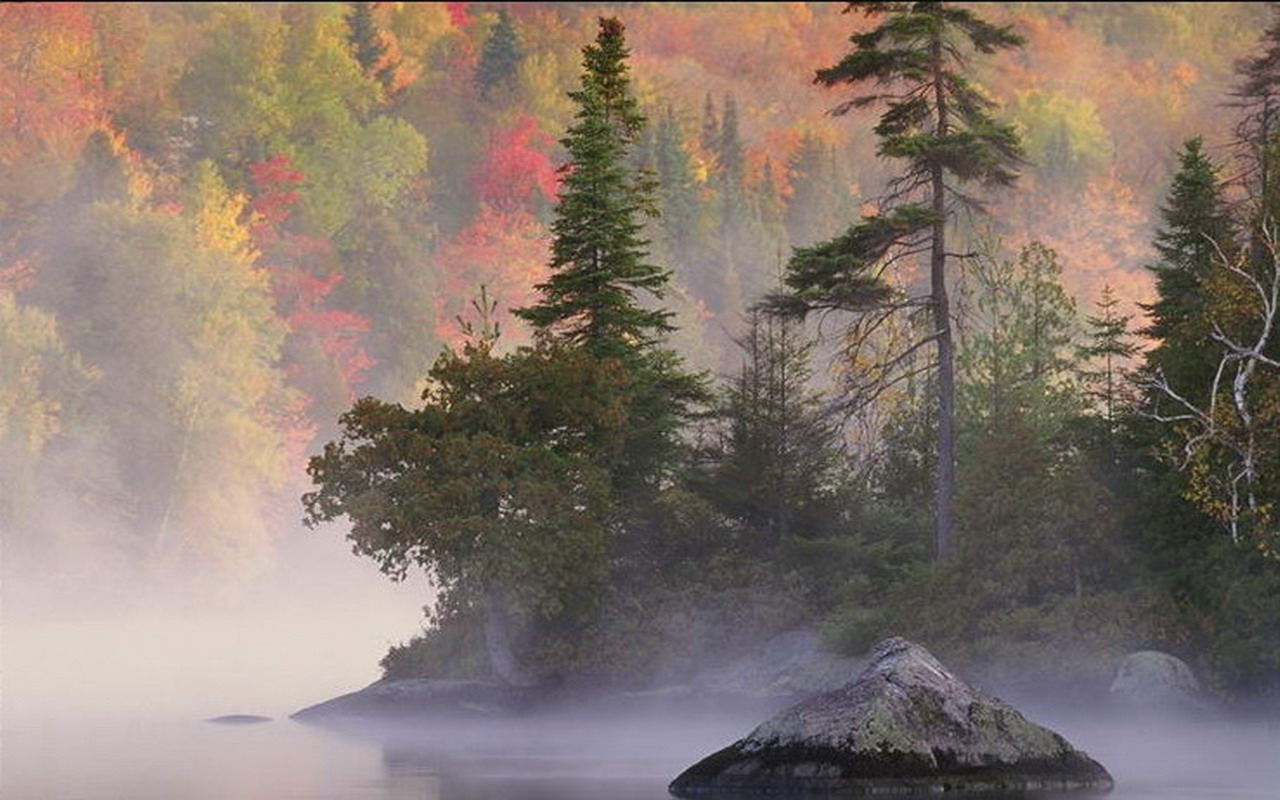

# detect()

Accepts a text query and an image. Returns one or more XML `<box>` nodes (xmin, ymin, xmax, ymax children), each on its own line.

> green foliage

<box><xmin>958</xmin><ymin>240</ymin><xmax>1081</xmax><ymax>438</ymax></box>
<box><xmin>1140</xmin><ymin>138</ymin><xmax>1234</xmax><ymax>407</ymax></box>
<box><xmin>818</xmin><ymin>3</ymin><xmax>1024</xmax><ymax>194</ymax></box>
<box><xmin>345</xmin><ymin>3</ymin><xmax>384</xmax><ymax>76</ymax></box>
<box><xmin>304</xmin><ymin>330</ymin><xmax>628</xmax><ymax>622</ymax></box>
<box><xmin>1078</xmin><ymin>284</ymin><xmax>1138</xmax><ymax>426</ymax></box>
<box><xmin>708</xmin><ymin>308</ymin><xmax>845</xmax><ymax>547</ymax></box>
<box><xmin>381</xmin><ymin>607</ymin><xmax>490</xmax><ymax>680</ymax></box>
<box><xmin>515</xmin><ymin>18</ymin><xmax>670</xmax><ymax>360</ymax></box>
<box><xmin>775</xmin><ymin>1</ymin><xmax>1026</xmax><ymax>560</ymax></box>
<box><xmin>179</xmin><ymin>4</ymin><xmax>428</xmax><ymax>237</ymax></box>
<box><xmin>0</xmin><ymin>291</ymin><xmax>89</xmax><ymax>455</ymax></box>
<box><xmin>786</xmin><ymin>133</ymin><xmax>846</xmax><ymax>248</ymax></box>
<box><xmin>1009</xmin><ymin>90</ymin><xmax>1113</xmax><ymax>185</ymax></box>
<box><xmin>516</xmin><ymin>18</ymin><xmax>706</xmax><ymax>493</ymax></box>
<box><xmin>31</xmin><ymin>167</ymin><xmax>295</xmax><ymax>577</ymax></box>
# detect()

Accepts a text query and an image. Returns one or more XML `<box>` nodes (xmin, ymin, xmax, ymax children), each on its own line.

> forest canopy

<box><xmin>2</xmin><ymin>2</ymin><xmax>1278</xmax><ymax>702</ymax></box>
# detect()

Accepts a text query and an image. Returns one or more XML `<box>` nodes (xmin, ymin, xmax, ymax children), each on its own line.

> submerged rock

<box><xmin>669</xmin><ymin>637</ymin><xmax>1113</xmax><ymax>796</ymax></box>
<box><xmin>1109</xmin><ymin>650</ymin><xmax>1207</xmax><ymax>713</ymax></box>
<box><xmin>691</xmin><ymin>629</ymin><xmax>867</xmax><ymax>698</ymax></box>
<box><xmin>206</xmin><ymin>714</ymin><xmax>271</xmax><ymax>724</ymax></box>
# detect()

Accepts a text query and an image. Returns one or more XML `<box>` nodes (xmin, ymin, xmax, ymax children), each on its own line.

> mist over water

<box><xmin>5</xmin><ymin>551</ymin><xmax>1279</xmax><ymax>800</ymax></box>
<box><xmin>4</xmin><ymin>524</ymin><xmax>1278</xmax><ymax>798</ymax></box>
<box><xmin>2</xmin><ymin>520</ymin><xmax>428</xmax><ymax>731</ymax></box>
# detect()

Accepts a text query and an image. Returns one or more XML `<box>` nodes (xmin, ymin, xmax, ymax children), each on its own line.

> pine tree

<box><xmin>346</xmin><ymin>3</ymin><xmax>384</xmax><ymax>73</ymax></box>
<box><xmin>701</xmin><ymin>92</ymin><xmax>719</xmax><ymax>165</ymax></box>
<box><xmin>714</xmin><ymin>308</ymin><xmax>843</xmax><ymax>548</ymax></box>
<box><xmin>515</xmin><ymin>17</ymin><xmax>703</xmax><ymax>488</ymax></box>
<box><xmin>345</xmin><ymin>2</ymin><xmax>397</xmax><ymax>92</ymax></box>
<box><xmin>1232</xmin><ymin>5</ymin><xmax>1280</xmax><ymax>198</ymax></box>
<box><xmin>718</xmin><ymin>93</ymin><xmax>743</xmax><ymax>183</ymax></box>
<box><xmin>1140</xmin><ymin>138</ymin><xmax>1235</xmax><ymax>408</ymax></box>
<box><xmin>475</xmin><ymin>9</ymin><xmax>523</xmax><ymax>98</ymax></box>
<box><xmin>771</xmin><ymin>2</ymin><xmax>1024</xmax><ymax>560</ymax></box>
<box><xmin>786</xmin><ymin>132</ymin><xmax>841</xmax><ymax>247</ymax></box>
<box><xmin>515</xmin><ymin>17</ymin><xmax>670</xmax><ymax>359</ymax></box>
<box><xmin>653</xmin><ymin>105</ymin><xmax>705</xmax><ymax>267</ymax></box>
<box><xmin>1079</xmin><ymin>285</ymin><xmax>1138</xmax><ymax>427</ymax></box>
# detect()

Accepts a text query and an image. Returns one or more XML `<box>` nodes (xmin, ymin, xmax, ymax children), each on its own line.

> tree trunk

<box><xmin>483</xmin><ymin>588</ymin><xmax>537</xmax><ymax>687</ymax></box>
<box><xmin>931</xmin><ymin>36</ymin><xmax>955</xmax><ymax>562</ymax></box>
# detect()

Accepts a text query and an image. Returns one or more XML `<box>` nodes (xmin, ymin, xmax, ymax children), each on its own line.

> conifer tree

<box><xmin>714</xmin><ymin>308</ymin><xmax>843</xmax><ymax>548</ymax></box>
<box><xmin>701</xmin><ymin>92</ymin><xmax>719</xmax><ymax>164</ymax></box>
<box><xmin>771</xmin><ymin>2</ymin><xmax>1024</xmax><ymax>560</ymax></box>
<box><xmin>786</xmin><ymin>133</ymin><xmax>841</xmax><ymax>247</ymax></box>
<box><xmin>1232</xmin><ymin>6</ymin><xmax>1280</xmax><ymax>197</ymax></box>
<box><xmin>475</xmin><ymin>9</ymin><xmax>523</xmax><ymax>98</ymax></box>
<box><xmin>345</xmin><ymin>2</ymin><xmax>398</xmax><ymax>92</ymax></box>
<box><xmin>1079</xmin><ymin>285</ymin><xmax>1138</xmax><ymax>428</ymax></box>
<box><xmin>345</xmin><ymin>2</ymin><xmax>385</xmax><ymax>76</ymax></box>
<box><xmin>516</xmin><ymin>18</ymin><xmax>669</xmax><ymax>357</ymax></box>
<box><xmin>515</xmin><ymin>17</ymin><xmax>702</xmax><ymax>488</ymax></box>
<box><xmin>653</xmin><ymin>105</ymin><xmax>705</xmax><ymax>268</ymax></box>
<box><xmin>718</xmin><ymin>93</ymin><xmax>744</xmax><ymax>183</ymax></box>
<box><xmin>1140</xmin><ymin>138</ymin><xmax>1235</xmax><ymax>408</ymax></box>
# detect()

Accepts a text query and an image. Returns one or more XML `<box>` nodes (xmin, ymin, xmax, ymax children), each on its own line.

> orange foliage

<box><xmin>997</xmin><ymin>171</ymin><xmax>1154</xmax><ymax>324</ymax></box>
<box><xmin>432</xmin><ymin>205</ymin><xmax>549</xmax><ymax>348</ymax></box>
<box><xmin>0</xmin><ymin>3</ymin><xmax>105</xmax><ymax>164</ymax></box>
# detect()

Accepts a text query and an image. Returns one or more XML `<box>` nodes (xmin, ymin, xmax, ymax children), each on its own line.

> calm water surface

<box><xmin>5</xmin><ymin>709</ymin><xmax>1278</xmax><ymax>800</ymax></box>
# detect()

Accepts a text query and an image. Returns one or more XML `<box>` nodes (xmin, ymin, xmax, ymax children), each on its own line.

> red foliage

<box><xmin>277</xmin><ymin>268</ymin><xmax>375</xmax><ymax>392</ymax></box>
<box><xmin>432</xmin><ymin>206</ymin><xmax>550</xmax><ymax>348</ymax></box>
<box><xmin>249</xmin><ymin>154</ymin><xmax>305</xmax><ymax>228</ymax></box>
<box><xmin>445</xmin><ymin>2</ymin><xmax>470</xmax><ymax>28</ymax></box>
<box><xmin>263</xmin><ymin>386</ymin><xmax>316</xmax><ymax>483</ymax></box>
<box><xmin>248</xmin><ymin>155</ymin><xmax>375</xmax><ymax>405</ymax></box>
<box><xmin>472</xmin><ymin>116</ymin><xmax>559</xmax><ymax>213</ymax></box>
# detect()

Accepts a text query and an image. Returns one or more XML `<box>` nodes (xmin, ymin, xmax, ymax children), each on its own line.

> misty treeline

<box><xmin>1</xmin><ymin>3</ymin><xmax>1277</xmax><ymax>699</ymax></box>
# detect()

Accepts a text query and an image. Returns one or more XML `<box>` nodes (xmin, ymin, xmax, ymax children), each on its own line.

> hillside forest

<box><xmin>4</xmin><ymin>2</ymin><xmax>1280</xmax><ymax>703</ymax></box>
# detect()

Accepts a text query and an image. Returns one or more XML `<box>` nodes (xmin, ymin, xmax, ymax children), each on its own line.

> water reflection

<box><xmin>4</xmin><ymin>710</ymin><xmax>1278</xmax><ymax>800</ymax></box>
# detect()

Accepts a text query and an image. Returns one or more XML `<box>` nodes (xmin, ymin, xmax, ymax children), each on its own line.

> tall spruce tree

<box><xmin>516</xmin><ymin>17</ymin><xmax>669</xmax><ymax>358</ymax></box>
<box><xmin>770</xmin><ymin>2</ymin><xmax>1024</xmax><ymax>560</ymax></box>
<box><xmin>1140</xmin><ymin>138</ymin><xmax>1235</xmax><ymax>408</ymax></box>
<box><xmin>786</xmin><ymin>132</ymin><xmax>842</xmax><ymax>247</ymax></box>
<box><xmin>345</xmin><ymin>2</ymin><xmax>385</xmax><ymax>76</ymax></box>
<box><xmin>515</xmin><ymin>17</ymin><xmax>702</xmax><ymax>489</ymax></box>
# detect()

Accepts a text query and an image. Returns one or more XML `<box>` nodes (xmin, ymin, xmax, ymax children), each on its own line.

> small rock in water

<box><xmin>669</xmin><ymin>637</ymin><xmax>1113</xmax><ymax>796</ymax></box>
<box><xmin>206</xmin><ymin>714</ymin><xmax>272</xmax><ymax>725</ymax></box>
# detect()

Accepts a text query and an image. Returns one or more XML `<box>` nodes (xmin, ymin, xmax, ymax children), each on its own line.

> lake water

<box><xmin>5</xmin><ymin>707</ymin><xmax>1278</xmax><ymax>800</ymax></box>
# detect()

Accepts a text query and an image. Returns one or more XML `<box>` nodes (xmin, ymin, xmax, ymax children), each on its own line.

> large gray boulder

<box><xmin>669</xmin><ymin>637</ymin><xmax>1113</xmax><ymax>796</ymax></box>
<box><xmin>1109</xmin><ymin>650</ymin><xmax>1207</xmax><ymax>712</ymax></box>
